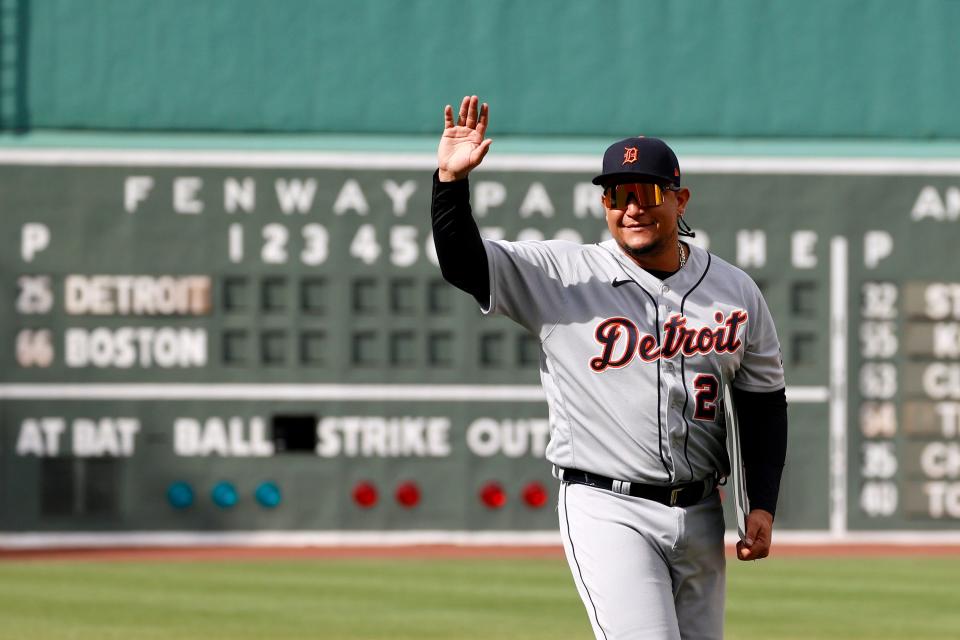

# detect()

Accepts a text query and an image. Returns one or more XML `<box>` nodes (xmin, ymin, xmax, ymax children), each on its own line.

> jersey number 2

<box><xmin>693</xmin><ymin>374</ymin><xmax>719</xmax><ymax>421</ymax></box>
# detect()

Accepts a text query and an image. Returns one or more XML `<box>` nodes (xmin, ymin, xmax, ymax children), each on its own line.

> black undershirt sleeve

<box><xmin>430</xmin><ymin>170</ymin><xmax>489</xmax><ymax>306</ymax></box>
<box><xmin>732</xmin><ymin>386</ymin><xmax>788</xmax><ymax>518</ymax></box>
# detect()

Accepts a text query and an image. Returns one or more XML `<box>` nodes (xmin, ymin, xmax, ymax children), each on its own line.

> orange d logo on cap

<box><xmin>593</xmin><ymin>136</ymin><xmax>681</xmax><ymax>188</ymax></box>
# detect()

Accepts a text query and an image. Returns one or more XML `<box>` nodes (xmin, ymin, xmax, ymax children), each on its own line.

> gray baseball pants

<box><xmin>558</xmin><ymin>482</ymin><xmax>726</xmax><ymax>640</ymax></box>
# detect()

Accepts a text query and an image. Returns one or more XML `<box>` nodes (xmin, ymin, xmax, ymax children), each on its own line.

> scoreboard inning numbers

<box><xmin>1</xmin><ymin>150</ymin><xmax>958</xmax><ymax>537</ymax></box>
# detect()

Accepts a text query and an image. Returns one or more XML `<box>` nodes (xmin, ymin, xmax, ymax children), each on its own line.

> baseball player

<box><xmin>431</xmin><ymin>96</ymin><xmax>788</xmax><ymax>640</ymax></box>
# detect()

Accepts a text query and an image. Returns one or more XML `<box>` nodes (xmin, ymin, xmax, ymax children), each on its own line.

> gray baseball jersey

<box><xmin>482</xmin><ymin>237</ymin><xmax>784</xmax><ymax>484</ymax></box>
<box><xmin>481</xmin><ymin>236</ymin><xmax>783</xmax><ymax>639</ymax></box>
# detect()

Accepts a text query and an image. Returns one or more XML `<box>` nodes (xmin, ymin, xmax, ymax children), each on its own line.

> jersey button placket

<box><xmin>659</xmin><ymin>296</ymin><xmax>675</xmax><ymax>478</ymax></box>
<box><xmin>667</xmin><ymin>289</ymin><xmax>687</xmax><ymax>479</ymax></box>
<box><xmin>659</xmin><ymin>291</ymin><xmax>681</xmax><ymax>478</ymax></box>
<box><xmin>659</xmin><ymin>377</ymin><xmax>674</xmax><ymax>475</ymax></box>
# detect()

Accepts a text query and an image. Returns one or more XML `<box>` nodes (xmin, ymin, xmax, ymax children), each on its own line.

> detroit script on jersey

<box><xmin>589</xmin><ymin>310</ymin><xmax>748</xmax><ymax>372</ymax></box>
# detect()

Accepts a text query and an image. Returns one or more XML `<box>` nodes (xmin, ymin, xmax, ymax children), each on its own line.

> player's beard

<box><xmin>618</xmin><ymin>234</ymin><xmax>672</xmax><ymax>263</ymax></box>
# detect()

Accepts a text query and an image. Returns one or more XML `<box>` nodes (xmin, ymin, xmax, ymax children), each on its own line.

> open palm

<box><xmin>438</xmin><ymin>95</ymin><xmax>492</xmax><ymax>182</ymax></box>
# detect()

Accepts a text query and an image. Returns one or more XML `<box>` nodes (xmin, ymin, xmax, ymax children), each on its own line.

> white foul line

<box><xmin>0</xmin><ymin>383</ymin><xmax>828</xmax><ymax>402</ymax></box>
<box><xmin>829</xmin><ymin>237</ymin><xmax>849</xmax><ymax>537</ymax></box>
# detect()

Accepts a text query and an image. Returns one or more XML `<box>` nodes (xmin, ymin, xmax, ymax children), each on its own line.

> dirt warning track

<box><xmin>3</xmin><ymin>542</ymin><xmax>960</xmax><ymax>562</ymax></box>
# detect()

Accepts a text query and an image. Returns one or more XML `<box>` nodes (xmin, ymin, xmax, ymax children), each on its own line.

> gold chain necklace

<box><xmin>678</xmin><ymin>241</ymin><xmax>687</xmax><ymax>269</ymax></box>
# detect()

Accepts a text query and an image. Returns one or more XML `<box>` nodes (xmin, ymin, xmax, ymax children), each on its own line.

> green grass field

<box><xmin>1</xmin><ymin>555</ymin><xmax>958</xmax><ymax>639</ymax></box>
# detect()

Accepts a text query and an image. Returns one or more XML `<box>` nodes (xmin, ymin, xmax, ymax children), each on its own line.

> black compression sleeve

<box><xmin>732</xmin><ymin>386</ymin><xmax>788</xmax><ymax>518</ymax></box>
<box><xmin>430</xmin><ymin>170</ymin><xmax>489</xmax><ymax>306</ymax></box>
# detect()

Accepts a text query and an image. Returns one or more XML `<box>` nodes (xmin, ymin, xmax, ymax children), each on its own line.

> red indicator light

<box><xmin>480</xmin><ymin>482</ymin><xmax>507</xmax><ymax>509</ymax></box>
<box><xmin>395</xmin><ymin>482</ymin><xmax>421</xmax><ymax>508</ymax></box>
<box><xmin>522</xmin><ymin>482</ymin><xmax>548</xmax><ymax>508</ymax></box>
<box><xmin>352</xmin><ymin>482</ymin><xmax>378</xmax><ymax>508</ymax></box>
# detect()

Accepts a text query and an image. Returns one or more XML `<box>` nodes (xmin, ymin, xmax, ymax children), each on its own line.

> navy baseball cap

<box><xmin>591</xmin><ymin>136</ymin><xmax>681</xmax><ymax>188</ymax></box>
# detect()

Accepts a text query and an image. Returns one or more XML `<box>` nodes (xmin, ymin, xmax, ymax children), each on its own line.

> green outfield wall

<box><xmin>3</xmin><ymin>0</ymin><xmax>960</xmax><ymax>138</ymax></box>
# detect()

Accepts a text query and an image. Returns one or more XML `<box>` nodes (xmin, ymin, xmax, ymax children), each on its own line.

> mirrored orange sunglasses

<box><xmin>602</xmin><ymin>183</ymin><xmax>679</xmax><ymax>209</ymax></box>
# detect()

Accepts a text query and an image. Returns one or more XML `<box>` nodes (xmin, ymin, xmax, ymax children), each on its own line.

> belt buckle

<box><xmin>611</xmin><ymin>479</ymin><xmax>631</xmax><ymax>495</ymax></box>
<box><xmin>669</xmin><ymin>487</ymin><xmax>683</xmax><ymax>506</ymax></box>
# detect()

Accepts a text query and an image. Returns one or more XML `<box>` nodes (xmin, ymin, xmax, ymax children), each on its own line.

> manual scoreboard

<box><xmin>1</xmin><ymin>149</ymin><xmax>958</xmax><ymax>537</ymax></box>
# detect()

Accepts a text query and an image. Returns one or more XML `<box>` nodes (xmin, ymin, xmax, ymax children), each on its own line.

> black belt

<box><xmin>558</xmin><ymin>467</ymin><xmax>717</xmax><ymax>508</ymax></box>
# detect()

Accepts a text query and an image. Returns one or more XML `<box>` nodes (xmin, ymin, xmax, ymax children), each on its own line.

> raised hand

<box><xmin>437</xmin><ymin>95</ymin><xmax>492</xmax><ymax>182</ymax></box>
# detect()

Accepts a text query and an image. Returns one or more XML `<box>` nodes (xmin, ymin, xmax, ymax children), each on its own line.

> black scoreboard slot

<box><xmin>271</xmin><ymin>414</ymin><xmax>318</xmax><ymax>453</ymax></box>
